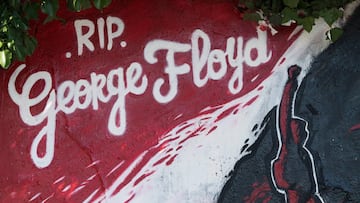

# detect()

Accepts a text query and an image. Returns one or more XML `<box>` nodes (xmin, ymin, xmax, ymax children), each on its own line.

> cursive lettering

<box><xmin>8</xmin><ymin>25</ymin><xmax>271</xmax><ymax>168</ymax></box>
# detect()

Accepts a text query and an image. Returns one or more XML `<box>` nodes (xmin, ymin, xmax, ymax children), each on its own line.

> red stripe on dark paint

<box><xmin>350</xmin><ymin>123</ymin><xmax>360</xmax><ymax>132</ymax></box>
<box><xmin>274</xmin><ymin>66</ymin><xmax>301</xmax><ymax>191</ymax></box>
<box><xmin>273</xmin><ymin>66</ymin><xmax>308</xmax><ymax>202</ymax></box>
<box><xmin>245</xmin><ymin>179</ymin><xmax>272</xmax><ymax>203</ymax></box>
<box><xmin>290</xmin><ymin>120</ymin><xmax>300</xmax><ymax>145</ymax></box>
<box><xmin>288</xmin><ymin>190</ymin><xmax>300</xmax><ymax>202</ymax></box>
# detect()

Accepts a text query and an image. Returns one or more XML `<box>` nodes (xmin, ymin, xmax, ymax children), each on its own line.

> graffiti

<box><xmin>189</xmin><ymin>29</ymin><xmax>271</xmax><ymax>94</ymax></box>
<box><xmin>8</xmin><ymin>63</ymin><xmax>148</xmax><ymax>168</ymax></box>
<box><xmin>75</xmin><ymin>16</ymin><xmax>125</xmax><ymax>55</ymax></box>
<box><xmin>1</xmin><ymin>0</ymin><xmax>359</xmax><ymax>202</ymax></box>
<box><xmin>218</xmin><ymin>4</ymin><xmax>360</xmax><ymax>202</ymax></box>
<box><xmin>271</xmin><ymin>65</ymin><xmax>323</xmax><ymax>202</ymax></box>
<box><xmin>146</xmin><ymin>28</ymin><xmax>271</xmax><ymax>102</ymax></box>
<box><xmin>7</xmin><ymin>24</ymin><xmax>271</xmax><ymax>169</ymax></box>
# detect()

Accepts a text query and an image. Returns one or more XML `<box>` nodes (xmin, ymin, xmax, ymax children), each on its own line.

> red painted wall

<box><xmin>2</xmin><ymin>0</ymin><xmax>348</xmax><ymax>202</ymax></box>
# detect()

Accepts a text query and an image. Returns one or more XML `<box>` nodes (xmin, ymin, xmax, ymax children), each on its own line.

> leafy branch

<box><xmin>238</xmin><ymin>0</ymin><xmax>355</xmax><ymax>40</ymax></box>
<box><xmin>0</xmin><ymin>0</ymin><xmax>356</xmax><ymax>69</ymax></box>
<box><xmin>0</xmin><ymin>0</ymin><xmax>112</xmax><ymax>69</ymax></box>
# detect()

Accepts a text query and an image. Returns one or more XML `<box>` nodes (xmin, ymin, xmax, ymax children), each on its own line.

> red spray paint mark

<box><xmin>273</xmin><ymin>147</ymin><xmax>290</xmax><ymax>189</ymax></box>
<box><xmin>215</xmin><ymin>104</ymin><xmax>239</xmax><ymax>122</ymax></box>
<box><xmin>124</xmin><ymin>193</ymin><xmax>135</xmax><ymax>203</ymax></box>
<box><xmin>349</xmin><ymin>123</ymin><xmax>360</xmax><ymax>132</ymax></box>
<box><xmin>307</xmin><ymin>197</ymin><xmax>316</xmax><ymax>203</ymax></box>
<box><xmin>272</xmin><ymin>65</ymin><xmax>322</xmax><ymax>203</ymax></box>
<box><xmin>152</xmin><ymin>155</ymin><xmax>172</xmax><ymax>167</ymax></box>
<box><xmin>257</xmin><ymin>85</ymin><xmax>264</xmax><ymax>91</ymax></box>
<box><xmin>245</xmin><ymin>179</ymin><xmax>272</xmax><ymax>203</ymax></box>
<box><xmin>287</xmin><ymin>190</ymin><xmax>300</xmax><ymax>202</ymax></box>
<box><xmin>166</xmin><ymin>154</ymin><xmax>178</xmax><ymax>165</ymax></box>
<box><xmin>134</xmin><ymin>171</ymin><xmax>155</xmax><ymax>186</ymax></box>
<box><xmin>242</xmin><ymin>95</ymin><xmax>259</xmax><ymax>108</ymax></box>
<box><xmin>290</xmin><ymin>120</ymin><xmax>300</xmax><ymax>144</ymax></box>
<box><xmin>280</xmin><ymin>57</ymin><xmax>286</xmax><ymax>65</ymax></box>
<box><xmin>207</xmin><ymin>126</ymin><xmax>218</xmax><ymax>135</ymax></box>
<box><xmin>272</xmin><ymin>67</ymin><xmax>301</xmax><ymax>192</ymax></box>
<box><xmin>178</xmin><ymin>127</ymin><xmax>204</xmax><ymax>145</ymax></box>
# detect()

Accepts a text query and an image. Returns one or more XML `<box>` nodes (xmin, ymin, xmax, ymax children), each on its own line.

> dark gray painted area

<box><xmin>295</xmin><ymin>5</ymin><xmax>360</xmax><ymax>201</ymax></box>
<box><xmin>219</xmin><ymin>5</ymin><xmax>360</xmax><ymax>203</ymax></box>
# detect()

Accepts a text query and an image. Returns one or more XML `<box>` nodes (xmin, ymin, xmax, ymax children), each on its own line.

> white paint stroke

<box><xmin>88</xmin><ymin>19</ymin><xmax>332</xmax><ymax>203</ymax></box>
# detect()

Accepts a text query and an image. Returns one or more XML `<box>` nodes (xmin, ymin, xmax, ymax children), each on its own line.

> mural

<box><xmin>0</xmin><ymin>0</ymin><xmax>358</xmax><ymax>202</ymax></box>
<box><xmin>219</xmin><ymin>4</ymin><xmax>360</xmax><ymax>202</ymax></box>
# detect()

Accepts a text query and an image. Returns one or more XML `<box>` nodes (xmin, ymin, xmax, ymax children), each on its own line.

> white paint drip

<box><xmin>86</xmin><ymin>160</ymin><xmax>101</xmax><ymax>168</ymax></box>
<box><xmin>41</xmin><ymin>193</ymin><xmax>54</xmax><ymax>203</ymax></box>
<box><xmin>53</xmin><ymin>176</ymin><xmax>65</xmax><ymax>184</ymax></box>
<box><xmin>106</xmin><ymin>161</ymin><xmax>125</xmax><ymax>177</ymax></box>
<box><xmin>61</xmin><ymin>185</ymin><xmax>72</xmax><ymax>193</ymax></box>
<box><xmin>87</xmin><ymin>174</ymin><xmax>97</xmax><ymax>181</ymax></box>
<box><xmin>29</xmin><ymin>193</ymin><xmax>41</xmax><ymax>202</ymax></box>
<box><xmin>69</xmin><ymin>185</ymin><xmax>86</xmax><ymax>197</ymax></box>
<box><xmin>84</xmin><ymin>188</ymin><xmax>100</xmax><ymax>203</ymax></box>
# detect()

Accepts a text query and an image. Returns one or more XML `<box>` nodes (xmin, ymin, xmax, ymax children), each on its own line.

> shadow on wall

<box><xmin>218</xmin><ymin>5</ymin><xmax>360</xmax><ymax>203</ymax></box>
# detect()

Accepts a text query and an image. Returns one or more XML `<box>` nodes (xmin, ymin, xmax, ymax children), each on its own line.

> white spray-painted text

<box><xmin>8</xmin><ymin>17</ymin><xmax>271</xmax><ymax>168</ymax></box>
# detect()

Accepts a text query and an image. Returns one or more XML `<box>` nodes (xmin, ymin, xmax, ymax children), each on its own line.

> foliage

<box><xmin>0</xmin><ymin>0</ymin><xmax>111</xmax><ymax>69</ymax></box>
<box><xmin>0</xmin><ymin>0</ymin><xmax>356</xmax><ymax>69</ymax></box>
<box><xmin>238</xmin><ymin>0</ymin><xmax>355</xmax><ymax>41</ymax></box>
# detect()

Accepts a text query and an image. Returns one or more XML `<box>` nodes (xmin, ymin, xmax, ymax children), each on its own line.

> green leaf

<box><xmin>7</xmin><ymin>0</ymin><xmax>21</xmax><ymax>9</ymax></box>
<box><xmin>67</xmin><ymin>0</ymin><xmax>91</xmax><ymax>11</ymax></box>
<box><xmin>43</xmin><ymin>15</ymin><xmax>56</xmax><ymax>24</ymax></box>
<box><xmin>319</xmin><ymin>8</ymin><xmax>343</xmax><ymax>26</ymax></box>
<box><xmin>328</xmin><ymin>27</ymin><xmax>343</xmax><ymax>42</ymax></box>
<box><xmin>0</xmin><ymin>49</ymin><xmax>12</xmax><ymax>69</ymax></box>
<box><xmin>7</xmin><ymin>40</ymin><xmax>14</xmax><ymax>49</ymax></box>
<box><xmin>11</xmin><ymin>11</ymin><xmax>28</xmax><ymax>30</ymax></box>
<box><xmin>298</xmin><ymin>16</ymin><xmax>315</xmax><ymax>32</ymax></box>
<box><xmin>13</xmin><ymin>45</ymin><xmax>26</xmax><ymax>61</ymax></box>
<box><xmin>269</xmin><ymin>14</ymin><xmax>282</xmax><ymax>26</ymax></box>
<box><xmin>93</xmin><ymin>0</ymin><xmax>112</xmax><ymax>10</ymax></box>
<box><xmin>281</xmin><ymin>7</ymin><xmax>297</xmax><ymax>23</ymax></box>
<box><xmin>271</xmin><ymin>0</ymin><xmax>282</xmax><ymax>13</ymax></box>
<box><xmin>41</xmin><ymin>0</ymin><xmax>59</xmax><ymax>18</ymax></box>
<box><xmin>245</xmin><ymin>1</ymin><xmax>255</xmax><ymax>10</ymax></box>
<box><xmin>24</xmin><ymin>36</ymin><xmax>37</xmax><ymax>54</ymax></box>
<box><xmin>24</xmin><ymin>2</ymin><xmax>40</xmax><ymax>20</ymax></box>
<box><xmin>298</xmin><ymin>1</ymin><xmax>311</xmax><ymax>9</ymax></box>
<box><xmin>283</xmin><ymin>0</ymin><xmax>299</xmax><ymax>8</ymax></box>
<box><xmin>7</xmin><ymin>26</ymin><xmax>21</xmax><ymax>41</ymax></box>
<box><xmin>310</xmin><ymin>1</ymin><xmax>326</xmax><ymax>11</ymax></box>
<box><xmin>243</xmin><ymin>12</ymin><xmax>262</xmax><ymax>21</ymax></box>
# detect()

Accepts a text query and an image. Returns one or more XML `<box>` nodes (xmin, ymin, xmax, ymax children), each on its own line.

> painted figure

<box><xmin>219</xmin><ymin>5</ymin><xmax>360</xmax><ymax>202</ymax></box>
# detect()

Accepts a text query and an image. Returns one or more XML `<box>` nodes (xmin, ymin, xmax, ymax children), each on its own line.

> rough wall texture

<box><xmin>219</xmin><ymin>5</ymin><xmax>360</xmax><ymax>203</ymax></box>
<box><xmin>0</xmin><ymin>1</ymin><xmax>358</xmax><ymax>202</ymax></box>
